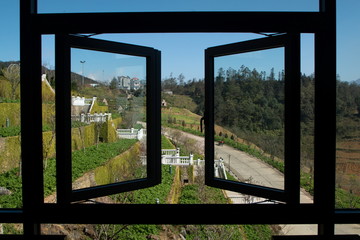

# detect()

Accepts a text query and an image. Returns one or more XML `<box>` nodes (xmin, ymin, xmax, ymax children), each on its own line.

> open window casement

<box><xmin>55</xmin><ymin>34</ymin><xmax>161</xmax><ymax>203</ymax></box>
<box><xmin>204</xmin><ymin>34</ymin><xmax>301</xmax><ymax>204</ymax></box>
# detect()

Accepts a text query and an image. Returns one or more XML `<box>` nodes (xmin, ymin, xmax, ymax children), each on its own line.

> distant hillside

<box><xmin>353</xmin><ymin>78</ymin><xmax>360</xmax><ymax>85</ymax></box>
<box><xmin>162</xmin><ymin>93</ymin><xmax>198</xmax><ymax>113</ymax></box>
<box><xmin>0</xmin><ymin>60</ymin><xmax>99</xmax><ymax>86</ymax></box>
<box><xmin>70</xmin><ymin>71</ymin><xmax>100</xmax><ymax>85</ymax></box>
<box><xmin>0</xmin><ymin>61</ymin><xmax>20</xmax><ymax>72</ymax></box>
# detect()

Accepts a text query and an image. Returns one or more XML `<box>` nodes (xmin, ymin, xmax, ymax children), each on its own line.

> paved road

<box><xmin>163</xmin><ymin>128</ymin><xmax>360</xmax><ymax>236</ymax></box>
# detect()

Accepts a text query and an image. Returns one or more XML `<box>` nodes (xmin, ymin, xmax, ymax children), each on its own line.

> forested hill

<box><xmin>162</xmin><ymin>66</ymin><xmax>360</xmax><ymax>138</ymax></box>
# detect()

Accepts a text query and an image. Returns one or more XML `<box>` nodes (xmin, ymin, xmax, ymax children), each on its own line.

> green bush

<box><xmin>94</xmin><ymin>143</ymin><xmax>141</xmax><ymax>185</ymax></box>
<box><xmin>0</xmin><ymin>168</ymin><xmax>22</xmax><ymax>208</ymax></box>
<box><xmin>71</xmin><ymin>139</ymin><xmax>137</xmax><ymax>181</ymax></box>
<box><xmin>335</xmin><ymin>188</ymin><xmax>360</xmax><ymax>209</ymax></box>
<box><xmin>241</xmin><ymin>225</ymin><xmax>273</xmax><ymax>240</ymax></box>
<box><xmin>178</xmin><ymin>184</ymin><xmax>201</xmax><ymax>204</ymax></box>
<box><xmin>0</xmin><ymin>136</ymin><xmax>21</xmax><ymax>173</ymax></box>
<box><xmin>0</xmin><ymin>126</ymin><xmax>21</xmax><ymax>137</ymax></box>
<box><xmin>100</xmin><ymin>120</ymin><xmax>117</xmax><ymax>143</ymax></box>
<box><xmin>161</xmin><ymin>135</ymin><xmax>175</xmax><ymax>149</ymax></box>
<box><xmin>90</xmin><ymin>100</ymin><xmax>109</xmax><ymax>114</ymax></box>
<box><xmin>0</xmin><ymin>103</ymin><xmax>20</xmax><ymax>127</ymax></box>
<box><xmin>114</xmin><ymin>164</ymin><xmax>175</xmax><ymax>204</ymax></box>
<box><xmin>0</xmin><ymin>139</ymin><xmax>138</xmax><ymax>208</ymax></box>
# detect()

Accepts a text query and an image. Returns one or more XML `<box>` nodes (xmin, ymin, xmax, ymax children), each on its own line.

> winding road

<box><xmin>163</xmin><ymin>127</ymin><xmax>360</xmax><ymax>236</ymax></box>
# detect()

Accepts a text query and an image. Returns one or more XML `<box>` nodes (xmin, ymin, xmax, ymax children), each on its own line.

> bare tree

<box><xmin>2</xmin><ymin>64</ymin><xmax>20</xmax><ymax>100</ymax></box>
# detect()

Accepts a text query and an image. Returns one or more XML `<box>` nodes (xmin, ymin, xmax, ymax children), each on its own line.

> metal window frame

<box><xmin>0</xmin><ymin>0</ymin><xmax>357</xmax><ymax>239</ymax></box>
<box><xmin>204</xmin><ymin>33</ymin><xmax>300</xmax><ymax>204</ymax></box>
<box><xmin>55</xmin><ymin>34</ymin><xmax>161</xmax><ymax>204</ymax></box>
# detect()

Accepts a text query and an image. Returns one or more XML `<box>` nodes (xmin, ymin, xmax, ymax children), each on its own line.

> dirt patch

<box><xmin>336</xmin><ymin>139</ymin><xmax>360</xmax><ymax>194</ymax></box>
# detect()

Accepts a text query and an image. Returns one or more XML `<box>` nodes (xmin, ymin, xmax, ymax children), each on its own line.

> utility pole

<box><xmin>80</xmin><ymin>60</ymin><xmax>86</xmax><ymax>86</ymax></box>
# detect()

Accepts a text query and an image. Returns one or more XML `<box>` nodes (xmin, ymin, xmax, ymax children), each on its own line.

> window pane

<box><xmin>300</xmin><ymin>34</ymin><xmax>315</xmax><ymax>204</ymax></box>
<box><xmin>38</xmin><ymin>0</ymin><xmax>318</xmax><ymax>13</ymax></box>
<box><xmin>42</xmin><ymin>35</ymin><xmax>57</xmax><ymax>203</ymax></box>
<box><xmin>70</xmin><ymin>48</ymin><xmax>147</xmax><ymax>192</ymax></box>
<box><xmin>213</xmin><ymin>48</ymin><xmax>285</xmax><ymax>192</ymax></box>
<box><xmin>336</xmin><ymin>0</ymin><xmax>360</xmax><ymax>210</ymax></box>
<box><xmin>0</xmin><ymin>62</ymin><xmax>22</xmax><ymax>209</ymax></box>
<box><xmin>0</xmin><ymin>9</ymin><xmax>19</xmax><ymax>206</ymax></box>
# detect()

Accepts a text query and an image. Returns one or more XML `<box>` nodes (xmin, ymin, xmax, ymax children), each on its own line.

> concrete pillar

<box><xmin>189</xmin><ymin>153</ymin><xmax>194</xmax><ymax>165</ymax></box>
<box><xmin>94</xmin><ymin>113</ymin><xmax>99</xmax><ymax>122</ymax></box>
<box><xmin>176</xmin><ymin>147</ymin><xmax>180</xmax><ymax>164</ymax></box>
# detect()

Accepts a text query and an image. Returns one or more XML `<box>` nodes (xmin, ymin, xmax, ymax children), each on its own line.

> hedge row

<box><xmin>0</xmin><ymin>118</ymin><xmax>121</xmax><ymax>174</ymax></box>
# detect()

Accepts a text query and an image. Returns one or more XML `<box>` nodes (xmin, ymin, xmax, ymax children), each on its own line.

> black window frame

<box><xmin>204</xmin><ymin>33</ymin><xmax>300</xmax><ymax>204</ymax></box>
<box><xmin>55</xmin><ymin>34</ymin><xmax>162</xmax><ymax>203</ymax></box>
<box><xmin>0</xmin><ymin>0</ymin><xmax>357</xmax><ymax>239</ymax></box>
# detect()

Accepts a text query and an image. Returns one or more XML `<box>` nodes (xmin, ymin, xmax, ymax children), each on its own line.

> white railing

<box><xmin>71</xmin><ymin>112</ymin><xmax>112</xmax><ymax>123</ymax></box>
<box><xmin>71</xmin><ymin>96</ymin><xmax>95</xmax><ymax>106</ymax></box>
<box><xmin>117</xmin><ymin>128</ymin><xmax>145</xmax><ymax>140</ymax></box>
<box><xmin>140</xmin><ymin>156</ymin><xmax>147</xmax><ymax>165</ymax></box>
<box><xmin>139</xmin><ymin>147</ymin><xmax>227</xmax><ymax>180</ymax></box>
<box><xmin>162</xmin><ymin>156</ymin><xmax>190</xmax><ymax>165</ymax></box>
<box><xmin>161</xmin><ymin>149</ymin><xmax>177</xmax><ymax>156</ymax></box>
<box><xmin>214</xmin><ymin>159</ymin><xmax>227</xmax><ymax>180</ymax></box>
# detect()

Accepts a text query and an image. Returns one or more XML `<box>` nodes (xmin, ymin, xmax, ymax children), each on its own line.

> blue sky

<box><xmin>1</xmin><ymin>1</ymin><xmax>359</xmax><ymax>82</ymax></box>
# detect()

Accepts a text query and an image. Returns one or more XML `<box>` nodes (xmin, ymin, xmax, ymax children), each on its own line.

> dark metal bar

<box><xmin>0</xmin><ymin>210</ymin><xmax>24</xmax><ymax>223</ymax></box>
<box><xmin>147</xmin><ymin>49</ymin><xmax>162</xmax><ymax>185</ymax></box>
<box><xmin>284</xmin><ymin>33</ymin><xmax>301</xmax><ymax>205</ymax></box>
<box><xmin>55</xmin><ymin>34</ymin><xmax>73</xmax><ymax>205</ymax></box>
<box><xmin>204</xmin><ymin>46</ymin><xmax>215</xmax><ymax>187</ymax></box>
<box><xmin>315</xmin><ymin>0</ymin><xmax>337</xmax><ymax>237</ymax></box>
<box><xmin>20</xmin><ymin>0</ymin><xmax>42</xmax><ymax>238</ymax></box>
<box><xmin>71</xmin><ymin>179</ymin><xmax>154</xmax><ymax>202</ymax></box>
<box><xmin>205</xmin><ymin>34</ymin><xmax>288</xmax><ymax>57</ymax></box>
<box><xmin>35</xmin><ymin>12</ymin><xmax>325</xmax><ymax>34</ymax></box>
<box><xmin>66</xmin><ymin>34</ymin><xmax>158</xmax><ymax>56</ymax></box>
<box><xmin>38</xmin><ymin>204</ymin><xmax>320</xmax><ymax>224</ymax></box>
<box><xmin>334</xmin><ymin>210</ymin><xmax>360</xmax><ymax>223</ymax></box>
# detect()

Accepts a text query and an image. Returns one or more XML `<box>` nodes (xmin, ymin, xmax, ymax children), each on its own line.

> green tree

<box><xmin>109</xmin><ymin>77</ymin><xmax>118</xmax><ymax>90</ymax></box>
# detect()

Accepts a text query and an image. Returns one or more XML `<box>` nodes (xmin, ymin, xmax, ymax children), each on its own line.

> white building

<box><xmin>117</xmin><ymin>76</ymin><xmax>142</xmax><ymax>90</ymax></box>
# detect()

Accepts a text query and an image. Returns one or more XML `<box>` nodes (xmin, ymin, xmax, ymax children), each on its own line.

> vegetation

<box><xmin>94</xmin><ymin>142</ymin><xmax>142</xmax><ymax>186</ymax></box>
<box><xmin>0</xmin><ymin>168</ymin><xmax>22</xmax><ymax>208</ymax></box>
<box><xmin>163</xmin><ymin>66</ymin><xmax>360</xmax><ymax>208</ymax></box>
<box><xmin>162</xmin><ymin>93</ymin><xmax>198</xmax><ymax>113</ymax></box>
<box><xmin>179</xmin><ymin>184</ymin><xmax>228</xmax><ymax>204</ymax></box>
<box><xmin>1</xmin><ymin>64</ymin><xmax>20</xmax><ymax>100</ymax></box>
<box><xmin>161</xmin><ymin>134</ymin><xmax>175</xmax><ymax>149</ymax></box>
<box><xmin>93</xmin><ymin>135</ymin><xmax>273</xmax><ymax>240</ymax></box>
<box><xmin>0</xmin><ymin>103</ymin><xmax>21</xmax><ymax>127</ymax></box>
<box><xmin>0</xmin><ymin>139</ymin><xmax>137</xmax><ymax>208</ymax></box>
